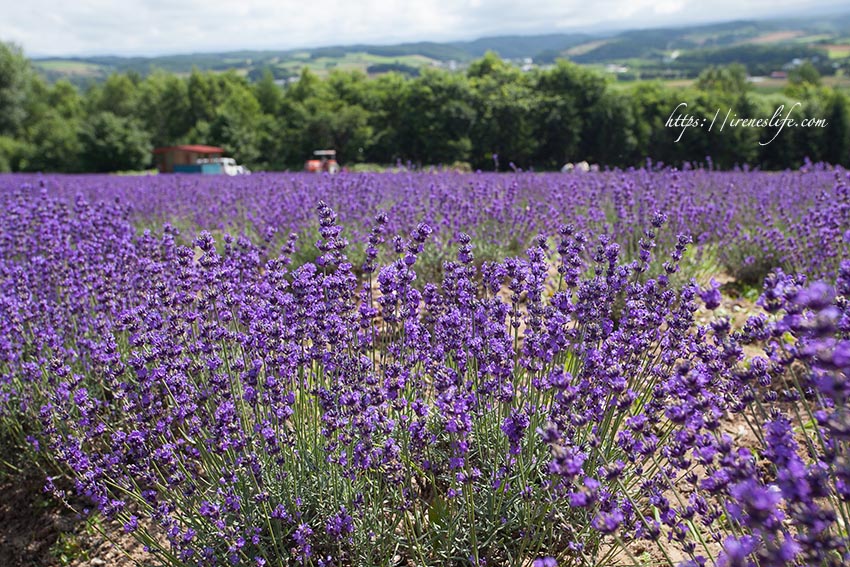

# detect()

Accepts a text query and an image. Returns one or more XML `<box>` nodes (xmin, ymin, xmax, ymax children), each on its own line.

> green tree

<box><xmin>789</xmin><ymin>61</ymin><xmax>821</xmax><ymax>87</ymax></box>
<box><xmin>0</xmin><ymin>136</ymin><xmax>28</xmax><ymax>171</ymax></box>
<box><xmin>629</xmin><ymin>81</ymin><xmax>681</xmax><ymax>165</ymax></box>
<box><xmin>823</xmin><ymin>90</ymin><xmax>850</xmax><ymax>167</ymax></box>
<box><xmin>24</xmin><ymin>110</ymin><xmax>82</xmax><ymax>172</ymax></box>
<box><xmin>582</xmin><ymin>90</ymin><xmax>639</xmax><ymax>167</ymax></box>
<box><xmin>757</xmin><ymin>92</ymin><xmax>803</xmax><ymax>169</ymax></box>
<box><xmin>286</xmin><ymin>68</ymin><xmax>326</xmax><ymax>103</ymax></box>
<box><xmin>92</xmin><ymin>73</ymin><xmax>140</xmax><ymax>117</ymax></box>
<box><xmin>133</xmin><ymin>72</ymin><xmax>193</xmax><ymax>147</ymax></box>
<box><xmin>3</xmin><ymin>48</ymin><xmax>843</xmax><ymax>172</ymax></box>
<box><xmin>363</xmin><ymin>72</ymin><xmax>409</xmax><ymax>163</ymax></box>
<box><xmin>399</xmin><ymin>68</ymin><xmax>476</xmax><ymax>165</ymax></box>
<box><xmin>695</xmin><ymin>64</ymin><xmax>750</xmax><ymax>96</ymax></box>
<box><xmin>24</xmin><ymin>79</ymin><xmax>86</xmax><ymax>171</ymax></box>
<box><xmin>78</xmin><ymin>111</ymin><xmax>152</xmax><ymax>172</ymax></box>
<box><xmin>253</xmin><ymin>69</ymin><xmax>283</xmax><ymax>115</ymax></box>
<box><xmin>0</xmin><ymin>42</ymin><xmax>33</xmax><ymax>136</ymax></box>
<box><xmin>208</xmin><ymin>82</ymin><xmax>264</xmax><ymax>166</ymax></box>
<box><xmin>533</xmin><ymin>60</ymin><xmax>606</xmax><ymax>168</ymax></box>
<box><xmin>187</xmin><ymin>68</ymin><xmax>224</xmax><ymax>125</ymax></box>
<box><xmin>790</xmin><ymin>88</ymin><xmax>829</xmax><ymax>164</ymax></box>
<box><xmin>326</xmin><ymin>69</ymin><xmax>373</xmax><ymax>108</ymax></box>
<box><xmin>468</xmin><ymin>52</ymin><xmax>539</xmax><ymax>169</ymax></box>
<box><xmin>48</xmin><ymin>80</ymin><xmax>84</xmax><ymax>119</ymax></box>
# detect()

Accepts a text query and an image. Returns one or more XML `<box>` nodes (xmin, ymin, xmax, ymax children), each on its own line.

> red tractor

<box><xmin>305</xmin><ymin>149</ymin><xmax>340</xmax><ymax>174</ymax></box>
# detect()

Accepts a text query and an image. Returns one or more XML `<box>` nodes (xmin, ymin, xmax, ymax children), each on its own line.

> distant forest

<box><xmin>1</xmin><ymin>42</ymin><xmax>849</xmax><ymax>173</ymax></box>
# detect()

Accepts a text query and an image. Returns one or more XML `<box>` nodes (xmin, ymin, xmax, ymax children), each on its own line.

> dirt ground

<box><xmin>0</xmin><ymin>469</ymin><xmax>160</xmax><ymax>567</ymax></box>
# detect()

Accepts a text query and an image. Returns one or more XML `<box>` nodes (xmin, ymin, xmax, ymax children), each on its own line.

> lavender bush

<box><xmin>1</xmin><ymin>164</ymin><xmax>847</xmax><ymax>283</ymax></box>
<box><xmin>0</xmin><ymin>166</ymin><xmax>848</xmax><ymax>566</ymax></box>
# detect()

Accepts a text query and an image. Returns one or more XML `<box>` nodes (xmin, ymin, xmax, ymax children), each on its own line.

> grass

<box><xmin>719</xmin><ymin>279</ymin><xmax>763</xmax><ymax>303</ymax></box>
<box><xmin>792</xmin><ymin>33</ymin><xmax>835</xmax><ymax>44</ymax></box>
<box><xmin>565</xmin><ymin>40</ymin><xmax>610</xmax><ymax>56</ymax></box>
<box><xmin>51</xmin><ymin>532</ymin><xmax>90</xmax><ymax>566</ymax></box>
<box><xmin>822</xmin><ymin>75</ymin><xmax>850</xmax><ymax>92</ymax></box>
<box><xmin>745</xmin><ymin>30</ymin><xmax>805</xmax><ymax>45</ymax></box>
<box><xmin>824</xmin><ymin>44</ymin><xmax>850</xmax><ymax>58</ymax></box>
<box><xmin>275</xmin><ymin>52</ymin><xmax>437</xmax><ymax>77</ymax></box>
<box><xmin>49</xmin><ymin>514</ymin><xmax>107</xmax><ymax>567</ymax></box>
<box><xmin>34</xmin><ymin>60</ymin><xmax>105</xmax><ymax>77</ymax></box>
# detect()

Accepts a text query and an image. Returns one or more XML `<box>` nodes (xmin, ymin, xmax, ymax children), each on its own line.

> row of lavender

<box><xmin>0</xmin><ymin>169</ymin><xmax>847</xmax><ymax>566</ymax></box>
<box><xmin>3</xmin><ymin>164</ymin><xmax>848</xmax><ymax>284</ymax></box>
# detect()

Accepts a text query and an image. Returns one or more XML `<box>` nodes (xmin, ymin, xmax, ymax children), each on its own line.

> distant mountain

<box><xmin>451</xmin><ymin>34</ymin><xmax>593</xmax><ymax>59</ymax></box>
<box><xmin>30</xmin><ymin>12</ymin><xmax>850</xmax><ymax>86</ymax></box>
<box><xmin>562</xmin><ymin>13</ymin><xmax>850</xmax><ymax>79</ymax></box>
<box><xmin>568</xmin><ymin>13</ymin><xmax>850</xmax><ymax>62</ymax></box>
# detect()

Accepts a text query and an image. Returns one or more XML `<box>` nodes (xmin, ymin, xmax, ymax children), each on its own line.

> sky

<box><xmin>1</xmin><ymin>0</ymin><xmax>846</xmax><ymax>57</ymax></box>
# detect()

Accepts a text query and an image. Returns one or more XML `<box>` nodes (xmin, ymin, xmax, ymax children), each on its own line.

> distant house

<box><xmin>153</xmin><ymin>145</ymin><xmax>224</xmax><ymax>173</ymax></box>
<box><xmin>770</xmin><ymin>71</ymin><xmax>788</xmax><ymax>79</ymax></box>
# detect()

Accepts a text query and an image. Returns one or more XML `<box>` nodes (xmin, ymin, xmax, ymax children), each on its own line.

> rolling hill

<box><xmin>30</xmin><ymin>12</ymin><xmax>850</xmax><ymax>87</ymax></box>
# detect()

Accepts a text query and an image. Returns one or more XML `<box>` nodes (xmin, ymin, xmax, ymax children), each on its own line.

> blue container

<box><xmin>173</xmin><ymin>163</ymin><xmax>223</xmax><ymax>174</ymax></box>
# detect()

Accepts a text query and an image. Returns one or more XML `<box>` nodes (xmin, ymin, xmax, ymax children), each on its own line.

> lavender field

<box><xmin>1</xmin><ymin>166</ymin><xmax>849</xmax><ymax>567</ymax></box>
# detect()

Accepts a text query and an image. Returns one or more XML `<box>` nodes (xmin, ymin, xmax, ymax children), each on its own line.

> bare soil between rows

<box><xmin>0</xmin><ymin>469</ymin><xmax>159</xmax><ymax>567</ymax></box>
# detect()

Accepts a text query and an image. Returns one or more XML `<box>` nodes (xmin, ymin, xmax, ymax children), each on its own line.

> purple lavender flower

<box><xmin>699</xmin><ymin>279</ymin><xmax>722</xmax><ymax>310</ymax></box>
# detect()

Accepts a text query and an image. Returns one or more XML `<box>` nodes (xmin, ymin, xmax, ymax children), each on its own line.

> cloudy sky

<box><xmin>2</xmin><ymin>0</ymin><xmax>846</xmax><ymax>57</ymax></box>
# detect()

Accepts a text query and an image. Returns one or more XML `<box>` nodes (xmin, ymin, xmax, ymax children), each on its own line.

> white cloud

<box><xmin>0</xmin><ymin>0</ymin><xmax>840</xmax><ymax>57</ymax></box>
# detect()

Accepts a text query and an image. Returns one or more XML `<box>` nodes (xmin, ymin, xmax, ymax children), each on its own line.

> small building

<box><xmin>152</xmin><ymin>145</ymin><xmax>224</xmax><ymax>173</ymax></box>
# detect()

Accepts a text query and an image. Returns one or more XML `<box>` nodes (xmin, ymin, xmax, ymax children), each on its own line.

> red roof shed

<box><xmin>153</xmin><ymin>145</ymin><xmax>224</xmax><ymax>173</ymax></box>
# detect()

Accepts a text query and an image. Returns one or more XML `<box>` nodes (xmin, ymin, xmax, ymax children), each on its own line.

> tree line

<box><xmin>1</xmin><ymin>42</ymin><xmax>848</xmax><ymax>173</ymax></box>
